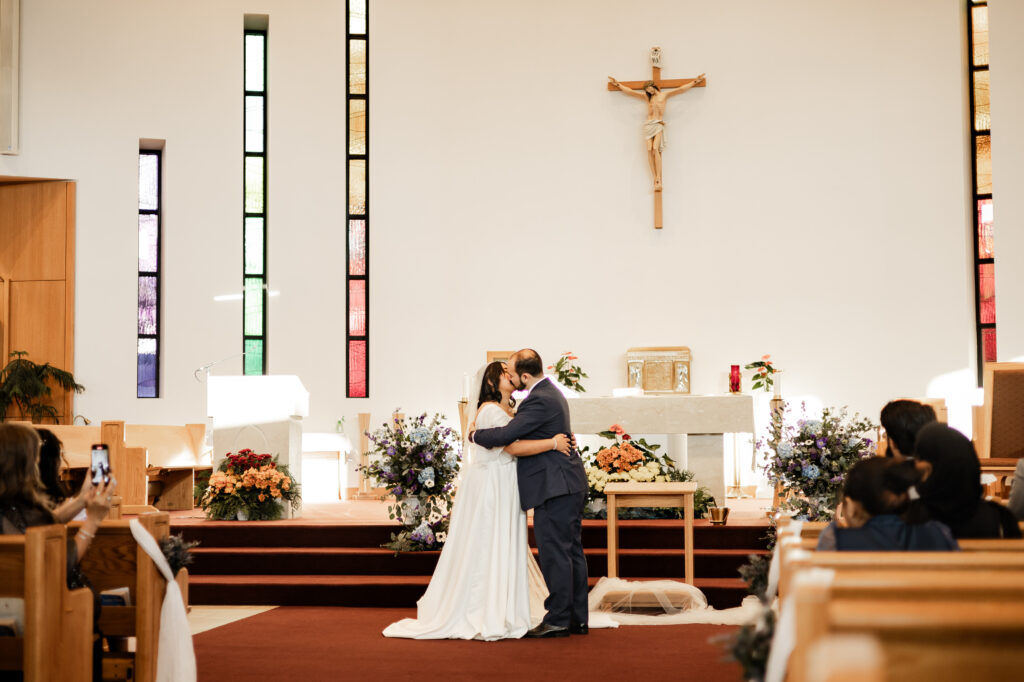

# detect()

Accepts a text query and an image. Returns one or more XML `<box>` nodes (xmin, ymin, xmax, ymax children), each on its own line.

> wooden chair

<box><xmin>70</xmin><ymin>512</ymin><xmax>174</xmax><ymax>682</ymax></box>
<box><xmin>0</xmin><ymin>525</ymin><xmax>93</xmax><ymax>682</ymax></box>
<box><xmin>789</xmin><ymin>569</ymin><xmax>1024</xmax><ymax>682</ymax></box>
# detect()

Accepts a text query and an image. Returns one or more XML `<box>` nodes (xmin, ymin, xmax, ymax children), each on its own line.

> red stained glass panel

<box><xmin>978</xmin><ymin>263</ymin><xmax>995</xmax><ymax>324</ymax></box>
<box><xmin>977</xmin><ymin>199</ymin><xmax>993</xmax><ymax>258</ymax></box>
<box><xmin>349</xmin><ymin>280</ymin><xmax>366</xmax><ymax>336</ymax></box>
<box><xmin>349</xmin><ymin>220</ymin><xmax>366</xmax><ymax>275</ymax></box>
<box><xmin>982</xmin><ymin>328</ymin><xmax>997</xmax><ymax>363</ymax></box>
<box><xmin>348</xmin><ymin>340</ymin><xmax>367</xmax><ymax>397</ymax></box>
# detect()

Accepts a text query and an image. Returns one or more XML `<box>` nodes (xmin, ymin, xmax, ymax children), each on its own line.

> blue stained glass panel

<box><xmin>137</xmin><ymin>338</ymin><xmax>157</xmax><ymax>398</ymax></box>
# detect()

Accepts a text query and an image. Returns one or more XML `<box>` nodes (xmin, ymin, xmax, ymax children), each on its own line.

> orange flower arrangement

<box><xmin>199</xmin><ymin>450</ymin><xmax>301</xmax><ymax>520</ymax></box>
<box><xmin>595</xmin><ymin>442</ymin><xmax>645</xmax><ymax>472</ymax></box>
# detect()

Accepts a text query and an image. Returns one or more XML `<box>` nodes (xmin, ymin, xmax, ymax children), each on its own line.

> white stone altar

<box><xmin>568</xmin><ymin>394</ymin><xmax>755</xmax><ymax>506</ymax></box>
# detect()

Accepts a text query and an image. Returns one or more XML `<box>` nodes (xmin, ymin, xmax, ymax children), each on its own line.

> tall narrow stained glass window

<box><xmin>968</xmin><ymin>1</ymin><xmax>995</xmax><ymax>378</ymax></box>
<box><xmin>347</xmin><ymin>0</ymin><xmax>369</xmax><ymax>397</ymax></box>
<box><xmin>244</xmin><ymin>27</ymin><xmax>268</xmax><ymax>375</ymax></box>
<box><xmin>137</xmin><ymin>150</ymin><xmax>161</xmax><ymax>397</ymax></box>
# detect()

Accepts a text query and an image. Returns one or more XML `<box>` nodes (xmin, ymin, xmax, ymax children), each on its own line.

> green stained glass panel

<box><xmin>245</xmin><ymin>218</ymin><xmax>264</xmax><ymax>275</ymax></box>
<box><xmin>245</xmin><ymin>34</ymin><xmax>265</xmax><ymax>92</ymax></box>
<box><xmin>246</xmin><ymin>95</ymin><xmax>265</xmax><ymax>152</ymax></box>
<box><xmin>349</xmin><ymin>159</ymin><xmax>365</xmax><ymax>215</ymax></box>
<box><xmin>349</xmin><ymin>99</ymin><xmax>366</xmax><ymax>156</ymax></box>
<box><xmin>972</xmin><ymin>6</ymin><xmax>988</xmax><ymax>67</ymax></box>
<box><xmin>245</xmin><ymin>339</ymin><xmax>264</xmax><ymax>375</ymax></box>
<box><xmin>349</xmin><ymin>40</ymin><xmax>366</xmax><ymax>95</ymax></box>
<box><xmin>245</xmin><ymin>156</ymin><xmax>264</xmax><ymax>213</ymax></box>
<box><xmin>349</xmin><ymin>0</ymin><xmax>366</xmax><ymax>34</ymax></box>
<box><xmin>976</xmin><ymin>135</ymin><xmax>991</xmax><ymax>194</ymax></box>
<box><xmin>244</xmin><ymin>277</ymin><xmax>264</xmax><ymax>335</ymax></box>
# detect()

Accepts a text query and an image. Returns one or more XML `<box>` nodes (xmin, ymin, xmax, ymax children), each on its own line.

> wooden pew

<box><xmin>793</xmin><ymin>536</ymin><xmax>1024</xmax><ymax>552</ymax></box>
<box><xmin>790</xmin><ymin>569</ymin><xmax>1024</xmax><ymax>682</ymax></box>
<box><xmin>70</xmin><ymin>512</ymin><xmax>172</xmax><ymax>682</ymax></box>
<box><xmin>780</xmin><ymin>550</ymin><xmax>1024</xmax><ymax>600</ymax></box>
<box><xmin>0</xmin><ymin>525</ymin><xmax>93</xmax><ymax>682</ymax></box>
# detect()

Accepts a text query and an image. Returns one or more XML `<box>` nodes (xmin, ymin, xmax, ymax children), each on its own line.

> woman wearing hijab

<box><xmin>912</xmin><ymin>422</ymin><xmax>1021</xmax><ymax>539</ymax></box>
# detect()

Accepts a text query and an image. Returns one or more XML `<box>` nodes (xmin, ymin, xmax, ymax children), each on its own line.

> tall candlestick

<box><xmin>774</xmin><ymin>372</ymin><xmax>782</xmax><ymax>398</ymax></box>
<box><xmin>462</xmin><ymin>374</ymin><xmax>470</xmax><ymax>401</ymax></box>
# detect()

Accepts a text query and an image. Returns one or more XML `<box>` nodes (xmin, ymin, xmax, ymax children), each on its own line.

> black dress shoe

<box><xmin>569</xmin><ymin>623</ymin><xmax>589</xmax><ymax>635</ymax></box>
<box><xmin>526</xmin><ymin>623</ymin><xmax>570</xmax><ymax>638</ymax></box>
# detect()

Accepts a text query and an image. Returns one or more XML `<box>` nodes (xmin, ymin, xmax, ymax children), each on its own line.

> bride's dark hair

<box><xmin>478</xmin><ymin>361</ymin><xmax>515</xmax><ymax>409</ymax></box>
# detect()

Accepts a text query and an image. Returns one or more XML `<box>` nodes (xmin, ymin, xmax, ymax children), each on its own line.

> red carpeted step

<box><xmin>189</xmin><ymin>546</ymin><xmax>767</xmax><ymax>579</ymax></box>
<box><xmin>188</xmin><ymin>574</ymin><xmax>751</xmax><ymax>609</ymax></box>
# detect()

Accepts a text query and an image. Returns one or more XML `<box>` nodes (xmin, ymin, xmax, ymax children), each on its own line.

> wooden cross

<box><xmin>608</xmin><ymin>48</ymin><xmax>706</xmax><ymax>229</ymax></box>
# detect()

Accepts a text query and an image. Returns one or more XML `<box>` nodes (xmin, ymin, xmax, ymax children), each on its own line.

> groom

<box><xmin>470</xmin><ymin>349</ymin><xmax>589</xmax><ymax>638</ymax></box>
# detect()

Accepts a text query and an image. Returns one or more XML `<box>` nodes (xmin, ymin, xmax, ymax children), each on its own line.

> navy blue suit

<box><xmin>473</xmin><ymin>378</ymin><xmax>589</xmax><ymax>628</ymax></box>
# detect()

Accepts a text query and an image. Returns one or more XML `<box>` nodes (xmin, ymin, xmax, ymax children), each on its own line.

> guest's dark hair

<box><xmin>478</xmin><ymin>362</ymin><xmax>515</xmax><ymax>409</ymax></box>
<box><xmin>912</xmin><ymin>422</ymin><xmax>982</xmax><ymax>526</ymax></box>
<box><xmin>842</xmin><ymin>456</ymin><xmax>921</xmax><ymax>517</ymax></box>
<box><xmin>880</xmin><ymin>400</ymin><xmax>936</xmax><ymax>456</ymax></box>
<box><xmin>37</xmin><ymin>428</ymin><xmax>70</xmax><ymax>505</ymax></box>
<box><xmin>510</xmin><ymin>349</ymin><xmax>543</xmax><ymax>379</ymax></box>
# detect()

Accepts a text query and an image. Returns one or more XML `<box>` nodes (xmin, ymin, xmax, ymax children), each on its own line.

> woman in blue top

<box><xmin>817</xmin><ymin>456</ymin><xmax>958</xmax><ymax>551</ymax></box>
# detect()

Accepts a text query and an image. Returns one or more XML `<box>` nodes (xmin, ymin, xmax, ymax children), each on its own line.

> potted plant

<box><xmin>0</xmin><ymin>350</ymin><xmax>85</xmax><ymax>423</ymax></box>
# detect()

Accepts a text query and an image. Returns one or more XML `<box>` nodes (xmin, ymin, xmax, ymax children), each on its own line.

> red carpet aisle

<box><xmin>193</xmin><ymin>607</ymin><xmax>745</xmax><ymax>681</ymax></box>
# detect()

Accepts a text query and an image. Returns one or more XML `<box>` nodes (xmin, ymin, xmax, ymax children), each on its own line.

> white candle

<box><xmin>462</xmin><ymin>374</ymin><xmax>470</xmax><ymax>401</ymax></box>
<box><xmin>774</xmin><ymin>372</ymin><xmax>782</xmax><ymax>398</ymax></box>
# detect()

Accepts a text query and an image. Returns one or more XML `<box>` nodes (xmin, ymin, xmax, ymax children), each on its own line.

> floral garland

<box><xmin>199</xmin><ymin>448</ymin><xmax>301</xmax><ymax>521</ymax></box>
<box><xmin>760</xmin><ymin>403</ymin><xmax>876</xmax><ymax>521</ymax></box>
<box><xmin>359</xmin><ymin>412</ymin><xmax>461</xmax><ymax>552</ymax></box>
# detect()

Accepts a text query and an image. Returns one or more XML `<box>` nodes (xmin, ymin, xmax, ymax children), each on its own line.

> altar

<box><xmin>568</xmin><ymin>394</ymin><xmax>755</xmax><ymax>505</ymax></box>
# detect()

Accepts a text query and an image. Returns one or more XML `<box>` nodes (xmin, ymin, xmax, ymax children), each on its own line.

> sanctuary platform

<box><xmin>171</xmin><ymin>499</ymin><xmax>771</xmax><ymax>610</ymax></box>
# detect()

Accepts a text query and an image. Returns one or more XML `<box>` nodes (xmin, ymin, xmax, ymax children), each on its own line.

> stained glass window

<box><xmin>244</xmin><ymin>27</ymin><xmax>268</xmax><ymax>375</ymax></box>
<box><xmin>968</xmin><ymin>2</ymin><xmax>995</xmax><ymax>378</ymax></box>
<box><xmin>137</xmin><ymin>150</ymin><xmax>161</xmax><ymax>398</ymax></box>
<box><xmin>346</xmin><ymin>0</ymin><xmax>369</xmax><ymax>397</ymax></box>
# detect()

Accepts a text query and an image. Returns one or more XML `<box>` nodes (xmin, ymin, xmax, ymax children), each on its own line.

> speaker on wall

<box><xmin>0</xmin><ymin>0</ymin><xmax>19</xmax><ymax>155</ymax></box>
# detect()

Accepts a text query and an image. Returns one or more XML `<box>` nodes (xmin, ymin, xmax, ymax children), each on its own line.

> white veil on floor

<box><xmin>587</xmin><ymin>577</ymin><xmax>763</xmax><ymax>627</ymax></box>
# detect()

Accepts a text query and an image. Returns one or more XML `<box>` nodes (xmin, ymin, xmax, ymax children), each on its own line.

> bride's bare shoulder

<box><xmin>475</xmin><ymin>402</ymin><xmax>499</xmax><ymax>419</ymax></box>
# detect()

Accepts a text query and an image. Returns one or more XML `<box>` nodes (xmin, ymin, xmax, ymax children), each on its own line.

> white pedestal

<box><xmin>207</xmin><ymin>375</ymin><xmax>309</xmax><ymax>518</ymax></box>
<box><xmin>569</xmin><ymin>394</ymin><xmax>755</xmax><ymax>508</ymax></box>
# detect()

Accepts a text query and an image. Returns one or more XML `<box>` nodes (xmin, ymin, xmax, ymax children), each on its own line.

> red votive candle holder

<box><xmin>729</xmin><ymin>365</ymin><xmax>741</xmax><ymax>393</ymax></box>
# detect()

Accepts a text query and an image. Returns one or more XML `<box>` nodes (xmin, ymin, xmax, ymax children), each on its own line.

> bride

<box><xmin>383</xmin><ymin>361</ymin><xmax>572</xmax><ymax>640</ymax></box>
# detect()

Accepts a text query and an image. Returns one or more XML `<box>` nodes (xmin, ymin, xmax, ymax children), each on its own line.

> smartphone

<box><xmin>91</xmin><ymin>444</ymin><xmax>110</xmax><ymax>486</ymax></box>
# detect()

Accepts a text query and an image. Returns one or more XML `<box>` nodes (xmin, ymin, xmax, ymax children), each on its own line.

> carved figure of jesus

<box><xmin>608</xmin><ymin>73</ymin><xmax>705</xmax><ymax>191</ymax></box>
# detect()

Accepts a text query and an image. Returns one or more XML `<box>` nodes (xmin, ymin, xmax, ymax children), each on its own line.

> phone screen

<box><xmin>91</xmin><ymin>445</ymin><xmax>110</xmax><ymax>486</ymax></box>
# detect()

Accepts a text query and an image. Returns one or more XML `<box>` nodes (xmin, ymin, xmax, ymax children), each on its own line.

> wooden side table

<box><xmin>604</xmin><ymin>481</ymin><xmax>697</xmax><ymax>585</ymax></box>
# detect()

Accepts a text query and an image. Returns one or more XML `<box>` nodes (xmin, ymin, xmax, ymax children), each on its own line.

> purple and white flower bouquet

<box><xmin>761</xmin><ymin>403</ymin><xmax>876</xmax><ymax>521</ymax></box>
<box><xmin>359</xmin><ymin>411</ymin><xmax>461</xmax><ymax>551</ymax></box>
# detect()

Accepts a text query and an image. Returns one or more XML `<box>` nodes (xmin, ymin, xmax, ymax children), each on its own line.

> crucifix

<box><xmin>608</xmin><ymin>47</ymin><xmax>705</xmax><ymax>229</ymax></box>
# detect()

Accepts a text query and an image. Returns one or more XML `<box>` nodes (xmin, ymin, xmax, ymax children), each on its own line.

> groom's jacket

<box><xmin>473</xmin><ymin>378</ymin><xmax>588</xmax><ymax>510</ymax></box>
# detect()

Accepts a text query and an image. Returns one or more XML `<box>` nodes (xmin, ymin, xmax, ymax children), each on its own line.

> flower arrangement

<box><xmin>582</xmin><ymin>424</ymin><xmax>715</xmax><ymax>519</ymax></box>
<box><xmin>359</xmin><ymin>412</ymin><xmax>461</xmax><ymax>552</ymax></box>
<box><xmin>199</xmin><ymin>448</ymin><xmax>301</xmax><ymax>521</ymax></box>
<box><xmin>743</xmin><ymin>354</ymin><xmax>777</xmax><ymax>393</ymax></box>
<box><xmin>761</xmin><ymin>403</ymin><xmax>875</xmax><ymax>521</ymax></box>
<box><xmin>547</xmin><ymin>351</ymin><xmax>588</xmax><ymax>393</ymax></box>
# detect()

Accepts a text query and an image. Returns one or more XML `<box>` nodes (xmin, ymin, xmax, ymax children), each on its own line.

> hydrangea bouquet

<box><xmin>359</xmin><ymin>412</ymin><xmax>461</xmax><ymax>552</ymax></box>
<box><xmin>761</xmin><ymin>403</ymin><xmax>876</xmax><ymax>520</ymax></box>
<box><xmin>582</xmin><ymin>424</ymin><xmax>715</xmax><ymax>519</ymax></box>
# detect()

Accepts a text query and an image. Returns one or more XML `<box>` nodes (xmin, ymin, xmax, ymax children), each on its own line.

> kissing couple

<box><xmin>383</xmin><ymin>349</ymin><xmax>590</xmax><ymax>640</ymax></box>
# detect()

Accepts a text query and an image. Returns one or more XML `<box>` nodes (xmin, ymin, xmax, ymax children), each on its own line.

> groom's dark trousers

<box><xmin>472</xmin><ymin>378</ymin><xmax>589</xmax><ymax>628</ymax></box>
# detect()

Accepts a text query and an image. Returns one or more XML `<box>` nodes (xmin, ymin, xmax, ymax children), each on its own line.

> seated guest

<box><xmin>879</xmin><ymin>399</ymin><xmax>936</xmax><ymax>460</ymax></box>
<box><xmin>817</xmin><ymin>456</ymin><xmax>958</xmax><ymax>551</ymax></box>
<box><xmin>37</xmin><ymin>428</ymin><xmax>92</xmax><ymax>521</ymax></box>
<box><xmin>0</xmin><ymin>423</ymin><xmax>113</xmax><ymax>682</ymax></box>
<box><xmin>912</xmin><ymin>422</ymin><xmax>1021</xmax><ymax>539</ymax></box>
<box><xmin>1009</xmin><ymin>459</ymin><xmax>1024</xmax><ymax>521</ymax></box>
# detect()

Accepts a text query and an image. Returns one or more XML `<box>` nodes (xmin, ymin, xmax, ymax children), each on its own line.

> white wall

<box><xmin>990</xmin><ymin>0</ymin><xmax>1024</xmax><ymax>362</ymax></box>
<box><xmin>1</xmin><ymin>0</ymin><xmax>1010</xmax><ymax>470</ymax></box>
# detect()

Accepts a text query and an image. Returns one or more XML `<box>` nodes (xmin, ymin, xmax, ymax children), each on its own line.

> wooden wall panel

<box><xmin>8</xmin><ymin>280</ymin><xmax>67</xmax><ymax>418</ymax></box>
<box><xmin>0</xmin><ymin>182</ymin><xmax>67</xmax><ymax>280</ymax></box>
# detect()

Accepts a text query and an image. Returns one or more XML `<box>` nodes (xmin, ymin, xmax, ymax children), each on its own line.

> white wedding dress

<box><xmin>383</xmin><ymin>402</ymin><xmax>548</xmax><ymax>640</ymax></box>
